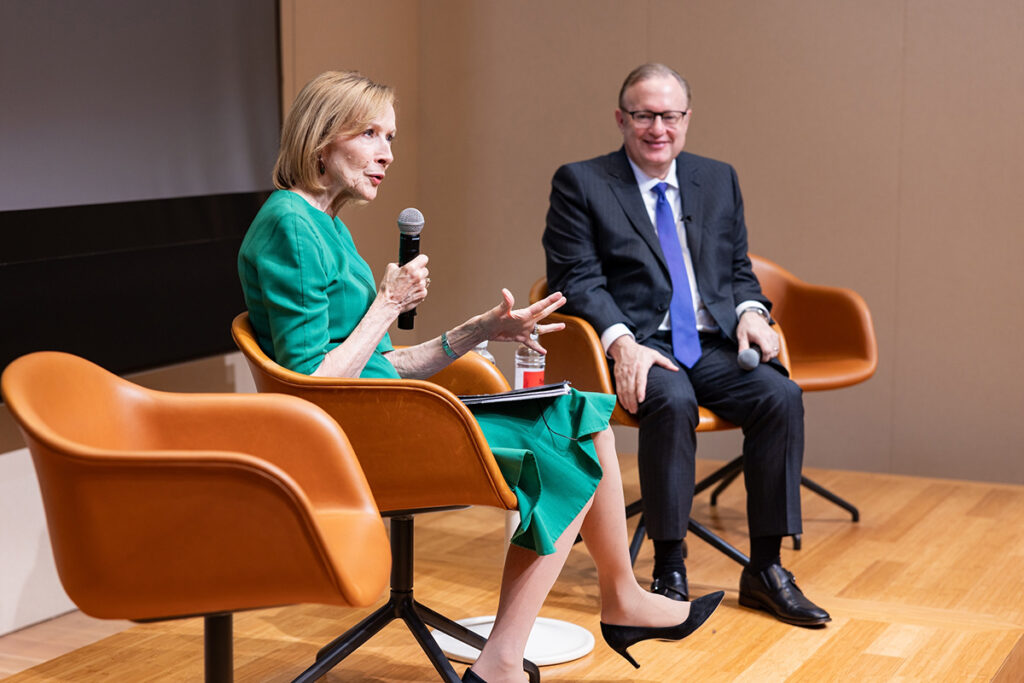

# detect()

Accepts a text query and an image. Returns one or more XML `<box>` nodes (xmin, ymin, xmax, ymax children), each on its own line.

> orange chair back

<box><xmin>750</xmin><ymin>255</ymin><xmax>877</xmax><ymax>390</ymax></box>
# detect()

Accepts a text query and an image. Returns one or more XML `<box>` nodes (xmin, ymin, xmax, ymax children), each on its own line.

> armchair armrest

<box><xmin>138</xmin><ymin>390</ymin><xmax>379</xmax><ymax>512</ymax></box>
<box><xmin>539</xmin><ymin>312</ymin><xmax>615</xmax><ymax>394</ymax></box>
<box><xmin>429</xmin><ymin>350</ymin><xmax>511</xmax><ymax>395</ymax></box>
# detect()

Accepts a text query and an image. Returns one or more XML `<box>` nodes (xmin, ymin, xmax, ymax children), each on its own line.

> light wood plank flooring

<box><xmin>3</xmin><ymin>457</ymin><xmax>1023</xmax><ymax>681</ymax></box>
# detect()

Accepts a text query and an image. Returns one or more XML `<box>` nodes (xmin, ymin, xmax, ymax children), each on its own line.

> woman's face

<box><xmin>322</xmin><ymin>104</ymin><xmax>396</xmax><ymax>204</ymax></box>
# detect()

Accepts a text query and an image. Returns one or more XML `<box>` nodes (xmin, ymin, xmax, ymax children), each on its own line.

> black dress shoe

<box><xmin>601</xmin><ymin>590</ymin><xmax>724</xmax><ymax>668</ymax></box>
<box><xmin>739</xmin><ymin>564</ymin><xmax>830</xmax><ymax>627</ymax></box>
<box><xmin>650</xmin><ymin>569</ymin><xmax>688</xmax><ymax>601</ymax></box>
<box><xmin>462</xmin><ymin>669</ymin><xmax>486</xmax><ymax>683</ymax></box>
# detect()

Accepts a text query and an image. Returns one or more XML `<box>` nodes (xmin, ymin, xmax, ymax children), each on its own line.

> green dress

<box><xmin>238</xmin><ymin>190</ymin><xmax>615</xmax><ymax>555</ymax></box>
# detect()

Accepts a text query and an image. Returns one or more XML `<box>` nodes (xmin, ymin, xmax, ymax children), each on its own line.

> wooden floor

<box><xmin>4</xmin><ymin>457</ymin><xmax>1024</xmax><ymax>682</ymax></box>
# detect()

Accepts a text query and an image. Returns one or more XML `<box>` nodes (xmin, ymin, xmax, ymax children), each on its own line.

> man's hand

<box><xmin>737</xmin><ymin>310</ymin><xmax>779</xmax><ymax>362</ymax></box>
<box><xmin>608</xmin><ymin>335</ymin><xmax>679</xmax><ymax>414</ymax></box>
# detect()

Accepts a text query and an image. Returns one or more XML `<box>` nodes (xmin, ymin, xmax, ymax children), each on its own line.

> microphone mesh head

<box><xmin>397</xmin><ymin>207</ymin><xmax>425</xmax><ymax>235</ymax></box>
<box><xmin>737</xmin><ymin>348</ymin><xmax>760</xmax><ymax>371</ymax></box>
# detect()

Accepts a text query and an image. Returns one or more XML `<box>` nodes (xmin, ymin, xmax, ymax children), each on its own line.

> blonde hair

<box><xmin>273</xmin><ymin>71</ymin><xmax>395</xmax><ymax>192</ymax></box>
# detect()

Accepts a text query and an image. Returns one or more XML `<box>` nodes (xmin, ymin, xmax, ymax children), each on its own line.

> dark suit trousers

<box><xmin>622</xmin><ymin>332</ymin><xmax>804</xmax><ymax>541</ymax></box>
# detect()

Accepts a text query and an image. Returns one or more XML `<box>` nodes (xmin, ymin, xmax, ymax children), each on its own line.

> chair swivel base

<box><xmin>293</xmin><ymin>589</ymin><xmax>541</xmax><ymax>682</ymax></box>
<box><xmin>291</xmin><ymin>516</ymin><xmax>540</xmax><ymax>683</ymax></box>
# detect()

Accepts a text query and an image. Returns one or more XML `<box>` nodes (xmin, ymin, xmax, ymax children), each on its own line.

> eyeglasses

<box><xmin>624</xmin><ymin>110</ymin><xmax>688</xmax><ymax>128</ymax></box>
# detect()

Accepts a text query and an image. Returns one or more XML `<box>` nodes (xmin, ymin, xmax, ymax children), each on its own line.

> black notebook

<box><xmin>458</xmin><ymin>381</ymin><xmax>571</xmax><ymax>406</ymax></box>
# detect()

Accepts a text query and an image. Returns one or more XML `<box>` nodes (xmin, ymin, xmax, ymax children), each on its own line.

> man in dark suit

<box><xmin>543</xmin><ymin>63</ymin><xmax>829</xmax><ymax>626</ymax></box>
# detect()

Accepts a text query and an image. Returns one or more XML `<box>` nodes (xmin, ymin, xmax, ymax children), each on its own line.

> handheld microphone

<box><xmin>397</xmin><ymin>207</ymin><xmax>425</xmax><ymax>330</ymax></box>
<box><xmin>737</xmin><ymin>344</ymin><xmax>762</xmax><ymax>371</ymax></box>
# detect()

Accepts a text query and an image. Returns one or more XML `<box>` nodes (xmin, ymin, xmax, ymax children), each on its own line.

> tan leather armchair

<box><xmin>231</xmin><ymin>313</ymin><xmax>539</xmax><ymax>683</ymax></box>
<box><xmin>751</xmin><ymin>255</ymin><xmax>877</xmax><ymax>390</ymax></box>
<box><xmin>1</xmin><ymin>351</ymin><xmax>390</xmax><ymax>683</ymax></box>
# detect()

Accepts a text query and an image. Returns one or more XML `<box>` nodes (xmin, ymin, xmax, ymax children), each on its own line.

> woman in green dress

<box><xmin>239</xmin><ymin>71</ymin><xmax>721</xmax><ymax>682</ymax></box>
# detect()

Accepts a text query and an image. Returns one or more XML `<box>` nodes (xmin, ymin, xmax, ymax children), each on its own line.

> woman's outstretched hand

<box><xmin>379</xmin><ymin>253</ymin><xmax>430</xmax><ymax>313</ymax></box>
<box><xmin>484</xmin><ymin>288</ymin><xmax>567</xmax><ymax>353</ymax></box>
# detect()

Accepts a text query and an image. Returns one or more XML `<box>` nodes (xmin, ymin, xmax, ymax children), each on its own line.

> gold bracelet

<box><xmin>440</xmin><ymin>331</ymin><xmax>458</xmax><ymax>359</ymax></box>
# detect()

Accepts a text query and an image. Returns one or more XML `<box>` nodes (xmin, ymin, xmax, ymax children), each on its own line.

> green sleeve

<box><xmin>253</xmin><ymin>212</ymin><xmax>333</xmax><ymax>375</ymax></box>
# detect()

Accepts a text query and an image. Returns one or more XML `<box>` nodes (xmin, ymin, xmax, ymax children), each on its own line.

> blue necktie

<box><xmin>653</xmin><ymin>182</ymin><xmax>701</xmax><ymax>367</ymax></box>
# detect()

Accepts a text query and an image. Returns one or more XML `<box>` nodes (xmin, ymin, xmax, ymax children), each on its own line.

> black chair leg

<box><xmin>401</xmin><ymin>596</ymin><xmax>472</xmax><ymax>683</ymax></box>
<box><xmin>294</xmin><ymin>601</ymin><xmax>395</xmax><ymax>681</ymax></box>
<box><xmin>694</xmin><ymin>455</ymin><xmax>745</xmax><ymax>496</ymax></box>
<box><xmin>417</xmin><ymin>602</ymin><xmax>540</xmax><ymax>683</ymax></box>
<box><xmin>416</xmin><ymin>602</ymin><xmax>489</xmax><ymax>651</ymax></box>
<box><xmin>627</xmin><ymin>511</ymin><xmax>749</xmax><ymax>568</ymax></box>
<box><xmin>292</xmin><ymin>515</ymin><xmax>539</xmax><ymax>683</ymax></box>
<box><xmin>709</xmin><ymin>468</ymin><xmax>743</xmax><ymax>506</ymax></box>
<box><xmin>204</xmin><ymin>614</ymin><xmax>233</xmax><ymax>683</ymax></box>
<box><xmin>801</xmin><ymin>475</ymin><xmax>860</xmax><ymax>521</ymax></box>
<box><xmin>687</xmin><ymin>518</ymin><xmax>749</xmax><ymax>567</ymax></box>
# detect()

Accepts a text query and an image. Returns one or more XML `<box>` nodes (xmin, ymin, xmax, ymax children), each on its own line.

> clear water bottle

<box><xmin>514</xmin><ymin>332</ymin><xmax>545</xmax><ymax>389</ymax></box>
<box><xmin>473</xmin><ymin>340</ymin><xmax>496</xmax><ymax>365</ymax></box>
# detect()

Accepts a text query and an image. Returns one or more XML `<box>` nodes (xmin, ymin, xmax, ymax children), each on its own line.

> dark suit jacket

<box><xmin>543</xmin><ymin>148</ymin><xmax>770</xmax><ymax>345</ymax></box>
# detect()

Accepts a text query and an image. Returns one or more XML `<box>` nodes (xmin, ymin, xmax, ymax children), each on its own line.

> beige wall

<box><xmin>279</xmin><ymin>0</ymin><xmax>1024</xmax><ymax>484</ymax></box>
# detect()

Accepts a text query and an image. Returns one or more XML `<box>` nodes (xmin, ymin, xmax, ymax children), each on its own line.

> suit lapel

<box><xmin>677</xmin><ymin>154</ymin><xmax>704</xmax><ymax>263</ymax></box>
<box><xmin>606</xmin><ymin>149</ymin><xmax>670</xmax><ymax>273</ymax></box>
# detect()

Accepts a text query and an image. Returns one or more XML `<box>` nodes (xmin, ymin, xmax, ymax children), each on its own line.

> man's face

<box><xmin>615</xmin><ymin>75</ymin><xmax>690</xmax><ymax>179</ymax></box>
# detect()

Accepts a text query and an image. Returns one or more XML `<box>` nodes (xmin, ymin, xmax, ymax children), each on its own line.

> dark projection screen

<box><xmin>0</xmin><ymin>0</ymin><xmax>280</xmax><ymax>375</ymax></box>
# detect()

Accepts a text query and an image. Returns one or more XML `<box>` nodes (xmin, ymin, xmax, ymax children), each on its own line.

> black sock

<box><xmin>748</xmin><ymin>535</ymin><xmax>782</xmax><ymax>573</ymax></box>
<box><xmin>653</xmin><ymin>539</ymin><xmax>686</xmax><ymax>576</ymax></box>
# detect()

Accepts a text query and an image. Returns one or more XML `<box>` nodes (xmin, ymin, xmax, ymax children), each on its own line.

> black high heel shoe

<box><xmin>462</xmin><ymin>668</ymin><xmax>487</xmax><ymax>682</ymax></box>
<box><xmin>600</xmin><ymin>590</ymin><xmax>725</xmax><ymax>668</ymax></box>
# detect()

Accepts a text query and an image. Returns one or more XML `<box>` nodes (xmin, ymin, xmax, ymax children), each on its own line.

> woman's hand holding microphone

<box><xmin>380</xmin><ymin>253</ymin><xmax>430</xmax><ymax>315</ymax></box>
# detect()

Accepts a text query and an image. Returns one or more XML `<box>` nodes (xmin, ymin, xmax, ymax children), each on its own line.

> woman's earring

<box><xmin>318</xmin><ymin>157</ymin><xmax>326</xmax><ymax>175</ymax></box>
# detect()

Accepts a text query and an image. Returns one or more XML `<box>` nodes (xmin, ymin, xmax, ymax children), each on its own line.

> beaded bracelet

<box><xmin>440</xmin><ymin>331</ymin><xmax>458</xmax><ymax>359</ymax></box>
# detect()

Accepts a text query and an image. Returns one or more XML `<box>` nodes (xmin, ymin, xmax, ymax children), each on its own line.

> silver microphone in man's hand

<box><xmin>737</xmin><ymin>344</ymin><xmax>762</xmax><ymax>371</ymax></box>
<box><xmin>397</xmin><ymin>208</ymin><xmax>425</xmax><ymax>330</ymax></box>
